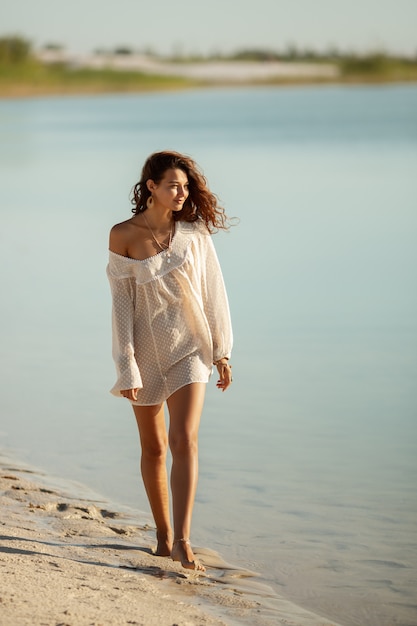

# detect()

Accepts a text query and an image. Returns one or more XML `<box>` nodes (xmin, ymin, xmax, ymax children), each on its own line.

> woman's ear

<box><xmin>146</xmin><ymin>179</ymin><xmax>155</xmax><ymax>192</ymax></box>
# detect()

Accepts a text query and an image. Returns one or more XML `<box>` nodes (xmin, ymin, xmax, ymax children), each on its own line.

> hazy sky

<box><xmin>1</xmin><ymin>0</ymin><xmax>416</xmax><ymax>56</ymax></box>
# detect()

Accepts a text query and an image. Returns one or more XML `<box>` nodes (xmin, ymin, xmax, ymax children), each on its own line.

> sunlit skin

<box><xmin>109</xmin><ymin>168</ymin><xmax>232</xmax><ymax>570</ymax></box>
<box><xmin>110</xmin><ymin>168</ymin><xmax>189</xmax><ymax>263</ymax></box>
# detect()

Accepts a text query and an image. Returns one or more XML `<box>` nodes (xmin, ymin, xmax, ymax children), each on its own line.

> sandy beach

<box><xmin>0</xmin><ymin>454</ymin><xmax>344</xmax><ymax>626</ymax></box>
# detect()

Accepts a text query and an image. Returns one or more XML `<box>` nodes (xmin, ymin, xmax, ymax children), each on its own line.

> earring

<box><xmin>146</xmin><ymin>196</ymin><xmax>153</xmax><ymax>210</ymax></box>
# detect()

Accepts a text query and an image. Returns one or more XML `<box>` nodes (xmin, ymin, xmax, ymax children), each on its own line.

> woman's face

<box><xmin>149</xmin><ymin>168</ymin><xmax>189</xmax><ymax>212</ymax></box>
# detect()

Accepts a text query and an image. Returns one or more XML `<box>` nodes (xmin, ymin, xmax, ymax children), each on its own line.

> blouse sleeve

<box><xmin>199</xmin><ymin>233</ymin><xmax>233</xmax><ymax>363</ymax></box>
<box><xmin>106</xmin><ymin>264</ymin><xmax>143</xmax><ymax>396</ymax></box>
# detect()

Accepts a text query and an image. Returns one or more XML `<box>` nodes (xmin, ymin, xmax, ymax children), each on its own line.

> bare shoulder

<box><xmin>109</xmin><ymin>218</ymin><xmax>140</xmax><ymax>256</ymax></box>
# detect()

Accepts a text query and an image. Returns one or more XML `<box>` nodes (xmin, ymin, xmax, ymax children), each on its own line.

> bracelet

<box><xmin>214</xmin><ymin>358</ymin><xmax>230</xmax><ymax>366</ymax></box>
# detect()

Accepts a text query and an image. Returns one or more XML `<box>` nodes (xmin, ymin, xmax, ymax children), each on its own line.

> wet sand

<box><xmin>0</xmin><ymin>453</ymin><xmax>343</xmax><ymax>626</ymax></box>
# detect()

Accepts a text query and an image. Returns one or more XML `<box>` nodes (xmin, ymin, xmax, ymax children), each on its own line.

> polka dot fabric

<box><xmin>107</xmin><ymin>220</ymin><xmax>233</xmax><ymax>406</ymax></box>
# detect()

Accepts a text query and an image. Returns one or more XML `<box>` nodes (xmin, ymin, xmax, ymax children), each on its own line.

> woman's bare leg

<box><xmin>133</xmin><ymin>403</ymin><xmax>172</xmax><ymax>556</ymax></box>
<box><xmin>167</xmin><ymin>383</ymin><xmax>206</xmax><ymax>570</ymax></box>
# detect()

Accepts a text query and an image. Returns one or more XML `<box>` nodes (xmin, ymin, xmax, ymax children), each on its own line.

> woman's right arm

<box><xmin>107</xmin><ymin>226</ymin><xmax>142</xmax><ymax>398</ymax></box>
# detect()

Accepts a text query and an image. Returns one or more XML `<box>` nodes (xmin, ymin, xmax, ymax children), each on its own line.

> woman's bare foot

<box><xmin>154</xmin><ymin>530</ymin><xmax>172</xmax><ymax>557</ymax></box>
<box><xmin>171</xmin><ymin>538</ymin><xmax>205</xmax><ymax>571</ymax></box>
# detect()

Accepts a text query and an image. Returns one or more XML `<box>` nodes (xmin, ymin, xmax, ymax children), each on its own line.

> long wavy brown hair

<box><xmin>131</xmin><ymin>151</ymin><xmax>229</xmax><ymax>232</ymax></box>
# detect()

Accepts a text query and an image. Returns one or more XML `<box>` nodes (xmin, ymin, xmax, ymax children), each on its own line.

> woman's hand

<box><xmin>215</xmin><ymin>360</ymin><xmax>233</xmax><ymax>392</ymax></box>
<box><xmin>120</xmin><ymin>388</ymin><xmax>139</xmax><ymax>401</ymax></box>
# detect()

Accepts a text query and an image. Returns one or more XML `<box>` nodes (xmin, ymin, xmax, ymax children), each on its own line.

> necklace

<box><xmin>142</xmin><ymin>212</ymin><xmax>174</xmax><ymax>263</ymax></box>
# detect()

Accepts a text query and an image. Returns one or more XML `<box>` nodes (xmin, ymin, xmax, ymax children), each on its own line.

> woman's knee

<box><xmin>142</xmin><ymin>436</ymin><xmax>168</xmax><ymax>461</ymax></box>
<box><xmin>169</xmin><ymin>431</ymin><xmax>198</xmax><ymax>457</ymax></box>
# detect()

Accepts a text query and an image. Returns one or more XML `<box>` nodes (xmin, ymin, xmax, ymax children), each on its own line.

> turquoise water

<box><xmin>0</xmin><ymin>84</ymin><xmax>416</xmax><ymax>625</ymax></box>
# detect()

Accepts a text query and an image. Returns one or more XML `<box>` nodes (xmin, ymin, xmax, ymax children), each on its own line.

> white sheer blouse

<box><xmin>107</xmin><ymin>220</ymin><xmax>233</xmax><ymax>405</ymax></box>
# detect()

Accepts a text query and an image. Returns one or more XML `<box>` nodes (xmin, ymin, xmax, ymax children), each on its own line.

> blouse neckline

<box><xmin>109</xmin><ymin>221</ymin><xmax>180</xmax><ymax>264</ymax></box>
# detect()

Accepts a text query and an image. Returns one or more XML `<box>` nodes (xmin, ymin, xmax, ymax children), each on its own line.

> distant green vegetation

<box><xmin>339</xmin><ymin>53</ymin><xmax>417</xmax><ymax>82</ymax></box>
<box><xmin>0</xmin><ymin>62</ymin><xmax>196</xmax><ymax>97</ymax></box>
<box><xmin>171</xmin><ymin>46</ymin><xmax>417</xmax><ymax>82</ymax></box>
<box><xmin>0</xmin><ymin>35</ymin><xmax>196</xmax><ymax>97</ymax></box>
<box><xmin>1</xmin><ymin>35</ymin><xmax>417</xmax><ymax>98</ymax></box>
<box><xmin>167</xmin><ymin>45</ymin><xmax>417</xmax><ymax>82</ymax></box>
<box><xmin>0</xmin><ymin>35</ymin><xmax>32</xmax><ymax>64</ymax></box>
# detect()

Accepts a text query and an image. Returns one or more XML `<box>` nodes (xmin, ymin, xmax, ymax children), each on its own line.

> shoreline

<box><xmin>0</xmin><ymin>451</ymin><xmax>343</xmax><ymax>626</ymax></box>
<box><xmin>2</xmin><ymin>49</ymin><xmax>417</xmax><ymax>99</ymax></box>
<box><xmin>1</xmin><ymin>78</ymin><xmax>416</xmax><ymax>101</ymax></box>
<box><xmin>1</xmin><ymin>73</ymin><xmax>416</xmax><ymax>100</ymax></box>
<box><xmin>1</xmin><ymin>78</ymin><xmax>416</xmax><ymax>100</ymax></box>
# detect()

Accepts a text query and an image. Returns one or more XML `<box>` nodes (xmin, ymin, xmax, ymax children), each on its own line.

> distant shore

<box><xmin>1</xmin><ymin>54</ymin><xmax>417</xmax><ymax>99</ymax></box>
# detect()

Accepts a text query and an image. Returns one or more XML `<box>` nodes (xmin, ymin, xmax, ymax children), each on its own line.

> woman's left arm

<box><xmin>200</xmin><ymin>234</ymin><xmax>233</xmax><ymax>387</ymax></box>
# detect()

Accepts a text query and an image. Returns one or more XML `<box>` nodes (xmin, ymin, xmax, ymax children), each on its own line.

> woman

<box><xmin>107</xmin><ymin>151</ymin><xmax>233</xmax><ymax>571</ymax></box>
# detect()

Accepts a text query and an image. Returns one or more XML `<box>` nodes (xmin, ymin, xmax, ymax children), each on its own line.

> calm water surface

<box><xmin>0</xmin><ymin>84</ymin><xmax>416</xmax><ymax>626</ymax></box>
